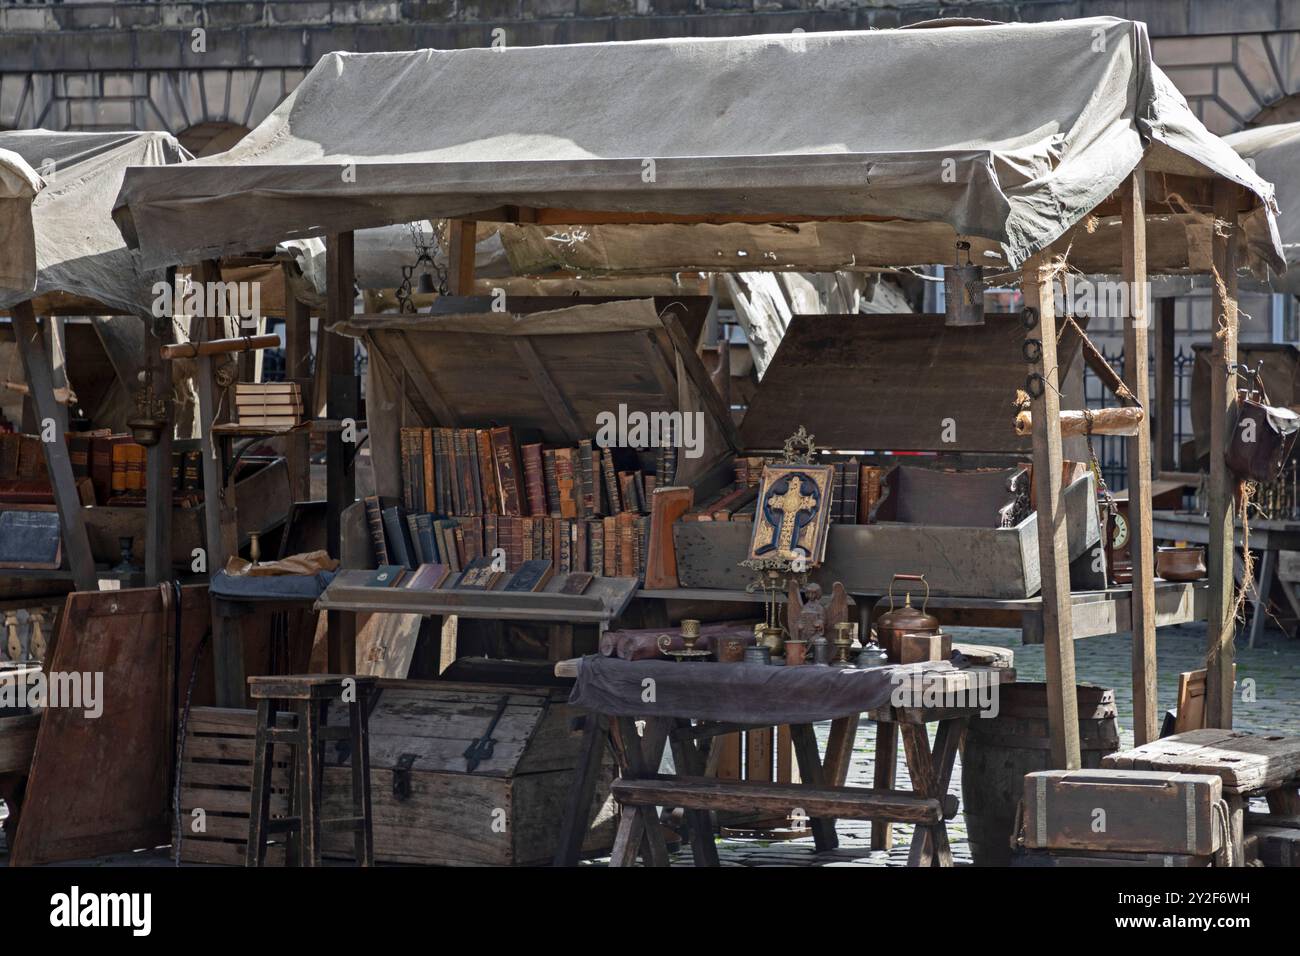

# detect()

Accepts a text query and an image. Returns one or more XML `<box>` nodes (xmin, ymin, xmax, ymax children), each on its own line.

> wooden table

<box><xmin>553</xmin><ymin>658</ymin><xmax>1013</xmax><ymax>867</ymax></box>
<box><xmin>1153</xmin><ymin>509</ymin><xmax>1300</xmax><ymax>646</ymax></box>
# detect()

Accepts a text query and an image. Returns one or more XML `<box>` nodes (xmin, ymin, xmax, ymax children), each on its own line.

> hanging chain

<box><xmin>395</xmin><ymin>220</ymin><xmax>451</xmax><ymax>313</ymax></box>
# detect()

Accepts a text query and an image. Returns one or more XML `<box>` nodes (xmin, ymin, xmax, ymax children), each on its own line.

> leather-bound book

<box><xmin>503</xmin><ymin>559</ymin><xmax>553</xmax><ymax>592</ymax></box>
<box><xmin>578</xmin><ymin>439</ymin><xmax>597</xmax><ymax>517</ymax></box>
<box><xmin>617</xmin><ymin>512</ymin><xmax>637</xmax><ymax>577</ymax></box>
<box><xmin>521</xmin><ymin>443</ymin><xmax>547</xmax><ymax>517</ymax></box>
<box><xmin>521</xmin><ymin>517</ymin><xmax>535</xmax><ymax>561</ymax></box>
<box><xmin>542</xmin><ymin>448</ymin><xmax>561</xmax><ymax>515</ymax></box>
<box><xmin>421</xmin><ymin>428</ymin><xmax>436</xmax><ymax>516</ymax></box>
<box><xmin>558</xmin><ymin>518</ymin><xmax>572</xmax><ymax>574</ymax></box>
<box><xmin>476</xmin><ymin>429</ymin><xmax>499</xmax><ymax>515</ymax></box>
<box><xmin>363</xmin><ymin>496</ymin><xmax>390</xmax><ymax>566</ymax></box>
<box><xmin>434</xmin><ymin>519</ymin><xmax>460</xmax><ymax>572</ymax></box>
<box><xmin>405</xmin><ymin>513</ymin><xmax>425</xmax><ymax>564</ymax></box>
<box><xmin>541</xmin><ymin>517</ymin><xmax>554</xmax><ymax>563</ymax></box>
<box><xmin>484</xmin><ymin>513</ymin><xmax>499</xmax><ymax>563</ymax></box>
<box><xmin>404</xmin><ymin>563</ymin><xmax>450</xmax><ymax>590</ymax></box>
<box><xmin>602</xmin><ymin>516</ymin><xmax>617</xmax><ymax>576</ymax></box>
<box><xmin>463</xmin><ymin>428</ymin><xmax>483</xmax><ymax>515</ymax></box>
<box><xmin>490</xmin><ymin>426</ymin><xmax>524</xmax><ymax>516</ymax></box>
<box><xmin>643</xmin><ymin>486</ymin><xmax>694</xmax><ymax>589</ymax></box>
<box><xmin>573</xmin><ymin>518</ymin><xmax>587</xmax><ymax>573</ymax></box>
<box><xmin>601</xmin><ymin>449</ymin><xmax>622</xmax><ymax>514</ymax></box>
<box><xmin>399</xmin><ymin>427</ymin><xmax>418</xmax><ymax>512</ymax></box>
<box><xmin>381</xmin><ymin>506</ymin><xmax>417</xmax><ymax>570</ymax></box>
<box><xmin>364</xmin><ymin>565</ymin><xmax>406</xmax><ymax>588</ymax></box>
<box><xmin>455</xmin><ymin>556</ymin><xmax>505</xmax><ymax>591</ymax></box>
<box><xmin>453</xmin><ymin>524</ymin><xmax>467</xmax><ymax>568</ymax></box>
<box><xmin>587</xmin><ymin>519</ymin><xmax>604</xmax><ymax>577</ymax></box>
<box><xmin>559</xmin><ymin>571</ymin><xmax>594</xmax><ymax>595</ymax></box>
<box><xmin>554</xmin><ymin>447</ymin><xmax>579</xmax><ymax>518</ymax></box>
<box><xmin>434</xmin><ymin>428</ymin><xmax>451</xmax><ymax>514</ymax></box>
<box><xmin>841</xmin><ymin>456</ymin><xmax>860</xmax><ymax>525</ymax></box>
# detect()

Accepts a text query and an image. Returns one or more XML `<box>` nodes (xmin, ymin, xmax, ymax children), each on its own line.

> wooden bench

<box><xmin>613</xmin><ymin>775</ymin><xmax>944</xmax><ymax>826</ymax></box>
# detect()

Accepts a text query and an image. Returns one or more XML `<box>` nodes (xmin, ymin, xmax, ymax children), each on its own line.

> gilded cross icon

<box><xmin>766</xmin><ymin>475</ymin><xmax>818</xmax><ymax>553</ymax></box>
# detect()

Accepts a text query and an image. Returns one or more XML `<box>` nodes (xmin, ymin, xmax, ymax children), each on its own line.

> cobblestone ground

<box><xmin>650</xmin><ymin>622</ymin><xmax>1300</xmax><ymax>867</ymax></box>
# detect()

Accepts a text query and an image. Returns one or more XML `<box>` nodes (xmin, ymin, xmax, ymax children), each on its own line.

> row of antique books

<box><xmin>683</xmin><ymin>457</ymin><xmax>886</xmax><ymax>524</ymax></box>
<box><xmin>359</xmin><ymin>558</ymin><xmax>595</xmax><ymax>595</ymax></box>
<box><xmin>365</xmin><ymin>495</ymin><xmax>652</xmax><ymax>578</ymax></box>
<box><xmin>399</xmin><ymin>425</ymin><xmax>673</xmax><ymax>520</ymax></box>
<box><xmin>235</xmin><ymin>382</ymin><xmax>303</xmax><ymax>427</ymax></box>
<box><xmin>0</xmin><ymin>430</ymin><xmax>202</xmax><ymax>507</ymax></box>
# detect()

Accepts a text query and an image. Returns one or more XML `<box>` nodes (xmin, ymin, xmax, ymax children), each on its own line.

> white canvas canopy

<box><xmin>0</xmin><ymin>130</ymin><xmax>190</xmax><ymax>317</ymax></box>
<box><xmin>114</xmin><ymin>17</ymin><xmax>1283</xmax><ymax>279</ymax></box>
<box><xmin>1225</xmin><ymin>121</ymin><xmax>1300</xmax><ymax>294</ymax></box>
<box><xmin>0</xmin><ymin>147</ymin><xmax>43</xmax><ymax>294</ymax></box>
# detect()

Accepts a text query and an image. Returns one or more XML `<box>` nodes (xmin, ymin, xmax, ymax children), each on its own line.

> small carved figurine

<box><xmin>797</xmin><ymin>581</ymin><xmax>826</xmax><ymax>643</ymax></box>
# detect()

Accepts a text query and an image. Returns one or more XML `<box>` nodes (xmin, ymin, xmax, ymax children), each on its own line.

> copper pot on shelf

<box><xmin>784</xmin><ymin>639</ymin><xmax>808</xmax><ymax>666</ymax></box>
<box><xmin>876</xmin><ymin>573</ymin><xmax>942</xmax><ymax>663</ymax></box>
<box><xmin>1156</xmin><ymin>546</ymin><xmax>1207</xmax><ymax>582</ymax></box>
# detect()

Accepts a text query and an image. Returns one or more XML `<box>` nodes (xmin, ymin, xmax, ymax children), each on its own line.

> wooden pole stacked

<box><xmin>325</xmin><ymin>232</ymin><xmax>358</xmax><ymax>674</ymax></box>
<box><xmin>10</xmin><ymin>301</ymin><xmax>97</xmax><ymax>592</ymax></box>
<box><xmin>1022</xmin><ymin>251</ymin><xmax>1081</xmax><ymax>770</ymax></box>
<box><xmin>1122</xmin><ymin>167</ymin><xmax>1158</xmax><ymax>746</ymax></box>
<box><xmin>1154</xmin><ymin>297</ymin><xmax>1178</xmax><ymax>472</ymax></box>
<box><xmin>144</xmin><ymin>281</ymin><xmax>174</xmax><ymax>587</ymax></box>
<box><xmin>1206</xmin><ymin>182</ymin><xmax>1240</xmax><ymax>729</ymax></box>
<box><xmin>193</xmin><ymin>259</ymin><xmax>245</xmax><ymax>707</ymax></box>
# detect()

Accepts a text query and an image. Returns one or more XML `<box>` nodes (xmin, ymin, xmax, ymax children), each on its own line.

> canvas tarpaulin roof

<box><xmin>1225</xmin><ymin>121</ymin><xmax>1300</xmax><ymax>294</ymax></box>
<box><xmin>114</xmin><ymin>17</ymin><xmax>1282</xmax><ymax>277</ymax></box>
<box><xmin>0</xmin><ymin>147</ymin><xmax>43</xmax><ymax>293</ymax></box>
<box><xmin>0</xmin><ymin>130</ymin><xmax>190</xmax><ymax>317</ymax></box>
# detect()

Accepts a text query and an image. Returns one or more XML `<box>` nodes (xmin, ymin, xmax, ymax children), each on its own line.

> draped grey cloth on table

<box><xmin>569</xmin><ymin>655</ymin><xmax>962</xmax><ymax>724</ymax></box>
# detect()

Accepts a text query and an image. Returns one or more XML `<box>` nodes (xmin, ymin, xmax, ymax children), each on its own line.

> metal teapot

<box><xmin>876</xmin><ymin>573</ymin><xmax>941</xmax><ymax>662</ymax></box>
<box><xmin>856</xmin><ymin>635</ymin><xmax>890</xmax><ymax>669</ymax></box>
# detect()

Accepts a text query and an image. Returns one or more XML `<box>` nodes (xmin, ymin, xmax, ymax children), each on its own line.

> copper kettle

<box><xmin>876</xmin><ymin>573</ymin><xmax>940</xmax><ymax>662</ymax></box>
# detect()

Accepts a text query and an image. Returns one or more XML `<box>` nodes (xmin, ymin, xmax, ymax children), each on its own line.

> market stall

<box><xmin>108</xmin><ymin>18</ymin><xmax>1283</xmax><ymax>865</ymax></box>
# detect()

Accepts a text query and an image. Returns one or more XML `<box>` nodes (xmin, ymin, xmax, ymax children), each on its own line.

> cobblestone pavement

<box><xmin>653</xmin><ymin>622</ymin><xmax>1300</xmax><ymax>868</ymax></box>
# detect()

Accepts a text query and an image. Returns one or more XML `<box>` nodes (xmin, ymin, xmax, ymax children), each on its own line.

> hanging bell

<box><xmin>416</xmin><ymin>271</ymin><xmax>436</xmax><ymax>295</ymax></box>
<box><xmin>944</xmin><ymin>240</ymin><xmax>985</xmax><ymax>327</ymax></box>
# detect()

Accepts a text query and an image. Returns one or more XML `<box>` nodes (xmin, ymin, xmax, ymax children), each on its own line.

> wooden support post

<box><xmin>46</xmin><ymin>317</ymin><xmax>68</xmax><ymax>435</ymax></box>
<box><xmin>1206</xmin><ymin>182</ymin><xmax>1240</xmax><ymax>730</ymax></box>
<box><xmin>1023</xmin><ymin>252</ymin><xmax>1081</xmax><ymax>770</ymax></box>
<box><xmin>447</xmin><ymin>220</ymin><xmax>476</xmax><ymax>295</ymax></box>
<box><xmin>144</xmin><ymin>307</ymin><xmax>174</xmax><ymax>586</ymax></box>
<box><xmin>284</xmin><ymin>282</ymin><xmax>313</xmax><ymax>502</ymax></box>
<box><xmin>11</xmin><ymin>302</ymin><xmax>96</xmax><ymax>592</ymax></box>
<box><xmin>193</xmin><ymin>260</ymin><xmax>244</xmax><ymax>706</ymax></box>
<box><xmin>1154</xmin><ymin>297</ymin><xmax>1178</xmax><ymax>472</ymax></box>
<box><xmin>1122</xmin><ymin>167</ymin><xmax>1158</xmax><ymax>747</ymax></box>
<box><xmin>325</xmin><ymin>233</ymin><xmax>358</xmax><ymax>674</ymax></box>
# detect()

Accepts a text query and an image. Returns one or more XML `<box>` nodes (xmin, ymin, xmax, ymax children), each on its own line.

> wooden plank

<box><xmin>512</xmin><ymin>338</ymin><xmax>585</xmax><ymax>443</ymax></box>
<box><xmin>325</xmin><ymin>233</ymin><xmax>358</xmax><ymax>677</ymax></box>
<box><xmin>284</xmin><ymin>281</ymin><xmax>313</xmax><ymax>501</ymax></box>
<box><xmin>657</xmin><ymin>302</ymin><xmax>742</xmax><ymax>453</ymax></box>
<box><xmin>740</xmin><ymin>314</ymin><xmax>1087</xmax><ymax>453</ymax></box>
<box><xmin>1023</xmin><ymin>252</ymin><xmax>1081</xmax><ymax>770</ymax></box>
<box><xmin>10</xmin><ymin>302</ymin><xmax>96</xmax><ymax>591</ymax></box>
<box><xmin>1102</xmin><ymin>729</ymin><xmax>1300</xmax><ymax>795</ymax></box>
<box><xmin>610</xmin><ymin>775</ymin><xmax>942</xmax><ymax>824</ymax></box>
<box><xmin>355</xmin><ymin>612</ymin><xmax>423</xmax><ymax>678</ymax></box>
<box><xmin>1206</xmin><ymin>183</ymin><xmax>1239</xmax><ymax>730</ymax></box>
<box><xmin>11</xmin><ymin>586</ymin><xmax>211</xmax><ymax>865</ymax></box>
<box><xmin>1154</xmin><ymin>297</ymin><xmax>1177</xmax><ymax>471</ymax></box>
<box><xmin>192</xmin><ymin>261</ymin><xmax>244</xmax><ymax>707</ymax></box>
<box><xmin>0</xmin><ymin>714</ymin><xmax>39</xmax><ymax>775</ymax></box>
<box><xmin>144</xmin><ymin>304</ymin><xmax>175</xmax><ymax>585</ymax></box>
<box><xmin>447</xmin><ymin>220</ymin><xmax>476</xmax><ymax>295</ymax></box>
<box><xmin>871</xmin><ymin>720</ymin><xmax>898</xmax><ymax>850</ymax></box>
<box><xmin>1123</xmin><ymin>165</ymin><xmax>1158</xmax><ymax>747</ymax></box>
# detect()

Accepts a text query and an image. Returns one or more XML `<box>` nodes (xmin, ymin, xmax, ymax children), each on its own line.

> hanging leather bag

<box><xmin>1225</xmin><ymin>378</ymin><xmax>1300</xmax><ymax>483</ymax></box>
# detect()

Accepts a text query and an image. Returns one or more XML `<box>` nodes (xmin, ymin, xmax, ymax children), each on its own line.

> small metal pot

<box><xmin>1156</xmin><ymin>546</ymin><xmax>1207</xmax><ymax>582</ymax></box>
<box><xmin>784</xmin><ymin>639</ymin><xmax>809</xmax><ymax>666</ymax></box>
<box><xmin>876</xmin><ymin>573</ymin><xmax>942</xmax><ymax>662</ymax></box>
<box><xmin>743</xmin><ymin>646</ymin><xmax>772</xmax><ymax>666</ymax></box>
<box><xmin>758</xmin><ymin>624</ymin><xmax>785</xmax><ymax>658</ymax></box>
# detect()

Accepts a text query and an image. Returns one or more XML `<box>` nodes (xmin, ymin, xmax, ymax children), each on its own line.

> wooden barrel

<box><xmin>961</xmin><ymin>682</ymin><xmax>1120</xmax><ymax>866</ymax></box>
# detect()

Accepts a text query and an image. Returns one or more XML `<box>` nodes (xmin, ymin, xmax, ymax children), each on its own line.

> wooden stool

<box><xmin>246</xmin><ymin>674</ymin><xmax>376</xmax><ymax>867</ymax></box>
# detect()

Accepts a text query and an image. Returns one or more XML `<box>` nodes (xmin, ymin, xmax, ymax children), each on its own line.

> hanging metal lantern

<box><xmin>944</xmin><ymin>239</ymin><xmax>985</xmax><ymax>327</ymax></box>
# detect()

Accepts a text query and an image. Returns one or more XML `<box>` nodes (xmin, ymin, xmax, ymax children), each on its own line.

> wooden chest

<box><xmin>1246</xmin><ymin>815</ymin><xmax>1300</xmax><ymax>867</ymax></box>
<box><xmin>1022</xmin><ymin>769</ymin><xmax>1223</xmax><ymax>856</ymax></box>
<box><xmin>176</xmin><ymin>681</ymin><xmax>616</xmax><ymax>867</ymax></box>
<box><xmin>321</xmin><ymin>679</ymin><xmax>617</xmax><ymax>866</ymax></box>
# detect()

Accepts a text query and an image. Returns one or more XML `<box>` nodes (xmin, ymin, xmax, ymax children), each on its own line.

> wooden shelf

<box><xmin>316</xmin><ymin>570</ymin><xmax>639</xmax><ymax>625</ymax></box>
<box><xmin>212</xmin><ymin>421</ymin><xmax>311</xmax><ymax>438</ymax></box>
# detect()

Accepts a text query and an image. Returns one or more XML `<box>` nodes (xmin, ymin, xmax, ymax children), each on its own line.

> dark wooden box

<box><xmin>321</xmin><ymin>679</ymin><xmax>616</xmax><ymax>866</ymax></box>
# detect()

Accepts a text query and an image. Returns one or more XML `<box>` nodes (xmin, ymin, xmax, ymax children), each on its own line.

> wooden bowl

<box><xmin>1156</xmin><ymin>546</ymin><xmax>1207</xmax><ymax>582</ymax></box>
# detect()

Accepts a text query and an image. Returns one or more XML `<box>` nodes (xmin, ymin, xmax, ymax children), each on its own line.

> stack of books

<box><xmin>236</xmin><ymin>383</ymin><xmax>303</xmax><ymax>427</ymax></box>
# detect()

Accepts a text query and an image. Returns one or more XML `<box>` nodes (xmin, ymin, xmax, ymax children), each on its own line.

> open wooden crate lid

<box><xmin>740</xmin><ymin>313</ymin><xmax>1087</xmax><ymax>454</ymax></box>
<box><xmin>335</xmin><ymin>295</ymin><xmax>737</xmax><ymax>500</ymax></box>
